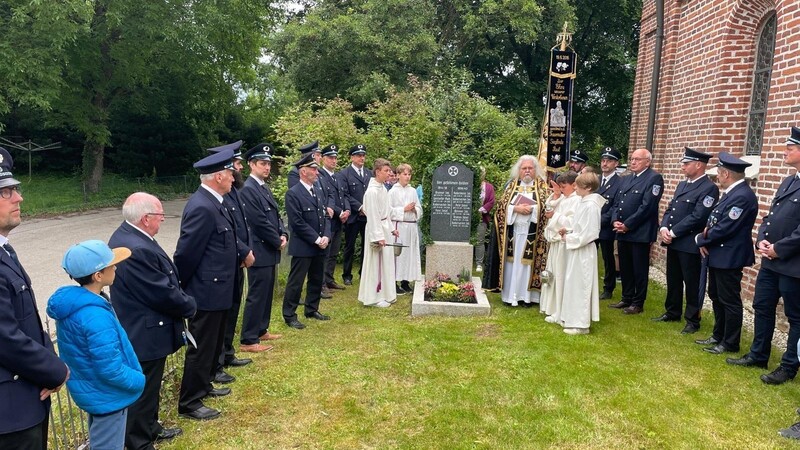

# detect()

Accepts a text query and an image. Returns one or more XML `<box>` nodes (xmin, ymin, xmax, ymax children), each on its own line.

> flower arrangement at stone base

<box><xmin>423</xmin><ymin>272</ymin><xmax>477</xmax><ymax>304</ymax></box>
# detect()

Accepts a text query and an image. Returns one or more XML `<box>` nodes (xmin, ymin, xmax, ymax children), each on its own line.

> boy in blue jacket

<box><xmin>47</xmin><ymin>240</ymin><xmax>144</xmax><ymax>450</ymax></box>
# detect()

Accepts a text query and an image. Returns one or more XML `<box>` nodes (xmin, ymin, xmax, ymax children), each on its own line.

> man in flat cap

<box><xmin>288</xmin><ymin>141</ymin><xmax>322</xmax><ymax>189</ymax></box>
<box><xmin>174</xmin><ymin>148</ymin><xmax>239</xmax><ymax>420</ymax></box>
<box><xmin>282</xmin><ymin>153</ymin><xmax>332</xmax><ymax>329</ymax></box>
<box><xmin>206</xmin><ymin>141</ymin><xmax>255</xmax><ymax>385</ymax></box>
<box><xmin>239</xmin><ymin>143</ymin><xmax>287</xmax><ymax>351</ymax></box>
<box><xmin>694</xmin><ymin>152</ymin><xmax>757</xmax><ymax>355</ymax></box>
<box><xmin>0</xmin><ymin>147</ymin><xmax>69</xmax><ymax>449</ymax></box>
<box><xmin>609</xmin><ymin>148</ymin><xmax>664</xmax><ymax>314</ymax></box>
<box><xmin>597</xmin><ymin>147</ymin><xmax>623</xmax><ymax>300</ymax></box>
<box><xmin>109</xmin><ymin>192</ymin><xmax>197</xmax><ymax>448</ymax></box>
<box><xmin>340</xmin><ymin>144</ymin><xmax>372</xmax><ymax>286</ymax></box>
<box><xmin>728</xmin><ymin>127</ymin><xmax>800</xmax><ymax>388</ymax></box>
<box><xmin>653</xmin><ymin>147</ymin><xmax>718</xmax><ymax>334</ymax></box>
<box><xmin>569</xmin><ymin>149</ymin><xmax>589</xmax><ymax>173</ymax></box>
<box><xmin>318</xmin><ymin>144</ymin><xmax>350</xmax><ymax>293</ymax></box>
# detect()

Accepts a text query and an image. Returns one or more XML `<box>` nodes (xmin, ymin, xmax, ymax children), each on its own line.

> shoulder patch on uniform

<box><xmin>702</xmin><ymin>195</ymin><xmax>714</xmax><ymax>208</ymax></box>
<box><xmin>728</xmin><ymin>206</ymin><xmax>743</xmax><ymax>220</ymax></box>
<box><xmin>652</xmin><ymin>185</ymin><xmax>661</xmax><ymax>196</ymax></box>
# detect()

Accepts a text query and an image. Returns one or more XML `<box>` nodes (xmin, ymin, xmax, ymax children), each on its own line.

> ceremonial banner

<box><xmin>545</xmin><ymin>46</ymin><xmax>577</xmax><ymax>169</ymax></box>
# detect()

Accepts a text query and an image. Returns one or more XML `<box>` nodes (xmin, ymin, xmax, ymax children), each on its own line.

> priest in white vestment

<box><xmin>389</xmin><ymin>163</ymin><xmax>422</xmax><ymax>293</ymax></box>
<box><xmin>560</xmin><ymin>172</ymin><xmax>606</xmax><ymax>334</ymax></box>
<box><xmin>358</xmin><ymin>158</ymin><xmax>399</xmax><ymax>307</ymax></box>
<box><xmin>540</xmin><ymin>172</ymin><xmax>580</xmax><ymax>321</ymax></box>
<box><xmin>500</xmin><ymin>155</ymin><xmax>549</xmax><ymax>306</ymax></box>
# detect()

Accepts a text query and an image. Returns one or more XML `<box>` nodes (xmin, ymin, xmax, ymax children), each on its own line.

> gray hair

<box><xmin>122</xmin><ymin>192</ymin><xmax>160</xmax><ymax>223</ymax></box>
<box><xmin>509</xmin><ymin>155</ymin><xmax>546</xmax><ymax>182</ymax></box>
<box><xmin>199</xmin><ymin>173</ymin><xmax>215</xmax><ymax>182</ymax></box>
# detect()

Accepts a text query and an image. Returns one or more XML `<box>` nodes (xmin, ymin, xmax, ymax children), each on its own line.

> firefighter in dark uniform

<box><xmin>598</xmin><ymin>147</ymin><xmax>623</xmax><ymax>299</ymax></box>
<box><xmin>652</xmin><ymin>147</ymin><xmax>719</xmax><ymax>334</ymax></box>
<box><xmin>694</xmin><ymin>152</ymin><xmax>757</xmax><ymax>355</ymax></box>
<box><xmin>727</xmin><ymin>126</ymin><xmax>800</xmax><ymax>388</ymax></box>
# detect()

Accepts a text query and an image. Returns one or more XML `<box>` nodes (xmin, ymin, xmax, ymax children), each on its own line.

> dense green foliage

<box><xmin>1</xmin><ymin>0</ymin><xmax>640</xmax><ymax>192</ymax></box>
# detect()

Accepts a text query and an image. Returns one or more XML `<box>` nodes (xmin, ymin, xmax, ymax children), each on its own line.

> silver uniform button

<box><xmin>13</xmin><ymin>375</ymin><xmax>19</xmax><ymax>380</ymax></box>
<box><xmin>159</xmin><ymin>321</ymin><xmax>164</xmax><ymax>326</ymax></box>
<box><xmin>214</xmin><ymin>278</ymin><xmax>218</xmax><ymax>282</ymax></box>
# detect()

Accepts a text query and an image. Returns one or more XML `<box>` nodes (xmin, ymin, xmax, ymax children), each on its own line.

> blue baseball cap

<box><xmin>62</xmin><ymin>240</ymin><xmax>131</xmax><ymax>278</ymax></box>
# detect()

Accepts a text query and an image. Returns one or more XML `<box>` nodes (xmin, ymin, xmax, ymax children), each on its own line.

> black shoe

<box><xmin>703</xmin><ymin>344</ymin><xmax>737</xmax><ymax>354</ymax></box>
<box><xmin>396</xmin><ymin>285</ymin><xmax>407</xmax><ymax>296</ymax></box>
<box><xmin>155</xmin><ymin>427</ymin><xmax>183</xmax><ymax>442</ymax></box>
<box><xmin>213</xmin><ymin>370</ymin><xmax>235</xmax><ymax>384</ymax></box>
<box><xmin>343</xmin><ymin>278</ymin><xmax>353</xmax><ymax>286</ymax></box>
<box><xmin>608</xmin><ymin>301</ymin><xmax>630</xmax><ymax>309</ymax></box>
<box><xmin>286</xmin><ymin>319</ymin><xmax>306</xmax><ymax>329</ymax></box>
<box><xmin>401</xmin><ymin>281</ymin><xmax>413</xmax><ymax>292</ymax></box>
<box><xmin>651</xmin><ymin>313</ymin><xmax>680</xmax><ymax>322</ymax></box>
<box><xmin>204</xmin><ymin>387</ymin><xmax>231</xmax><ymax>398</ymax></box>
<box><xmin>622</xmin><ymin>305</ymin><xmax>643</xmax><ymax>315</ymax></box>
<box><xmin>224</xmin><ymin>357</ymin><xmax>252</xmax><ymax>368</ymax></box>
<box><xmin>726</xmin><ymin>355</ymin><xmax>768</xmax><ymax>369</ymax></box>
<box><xmin>599</xmin><ymin>292</ymin><xmax>612</xmax><ymax>300</ymax></box>
<box><xmin>321</xmin><ymin>288</ymin><xmax>333</xmax><ymax>299</ymax></box>
<box><xmin>680</xmin><ymin>324</ymin><xmax>700</xmax><ymax>335</ymax></box>
<box><xmin>695</xmin><ymin>336</ymin><xmax>719</xmax><ymax>345</ymax></box>
<box><xmin>179</xmin><ymin>406</ymin><xmax>220</xmax><ymax>421</ymax></box>
<box><xmin>761</xmin><ymin>366</ymin><xmax>796</xmax><ymax>385</ymax></box>
<box><xmin>305</xmin><ymin>311</ymin><xmax>331</xmax><ymax>321</ymax></box>
<box><xmin>327</xmin><ymin>281</ymin><xmax>346</xmax><ymax>290</ymax></box>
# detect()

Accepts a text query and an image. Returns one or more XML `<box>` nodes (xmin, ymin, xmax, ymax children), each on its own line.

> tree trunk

<box><xmin>82</xmin><ymin>139</ymin><xmax>104</xmax><ymax>194</ymax></box>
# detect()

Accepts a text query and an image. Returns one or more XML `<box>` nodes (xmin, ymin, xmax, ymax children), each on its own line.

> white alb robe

<box><xmin>540</xmin><ymin>192</ymin><xmax>580</xmax><ymax>319</ymax></box>
<box><xmin>560</xmin><ymin>193</ymin><xmax>606</xmax><ymax>329</ymax></box>
<box><xmin>389</xmin><ymin>183</ymin><xmax>422</xmax><ymax>282</ymax></box>
<box><xmin>358</xmin><ymin>179</ymin><xmax>397</xmax><ymax>305</ymax></box>
<box><xmin>501</xmin><ymin>181</ymin><xmax>540</xmax><ymax>305</ymax></box>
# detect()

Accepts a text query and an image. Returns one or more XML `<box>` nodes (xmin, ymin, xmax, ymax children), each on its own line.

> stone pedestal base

<box><xmin>411</xmin><ymin>277</ymin><xmax>491</xmax><ymax>317</ymax></box>
<box><xmin>425</xmin><ymin>241</ymin><xmax>472</xmax><ymax>280</ymax></box>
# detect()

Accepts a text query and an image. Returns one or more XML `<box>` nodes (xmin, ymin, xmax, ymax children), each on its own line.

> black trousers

<box><xmin>617</xmin><ymin>240</ymin><xmax>651</xmax><ymax>308</ymax></box>
<box><xmin>0</xmin><ymin>418</ymin><xmax>47</xmax><ymax>450</ymax></box>
<box><xmin>708</xmin><ymin>267</ymin><xmax>743</xmax><ymax>351</ymax></box>
<box><xmin>598</xmin><ymin>238</ymin><xmax>617</xmax><ymax>295</ymax></box>
<box><xmin>218</xmin><ymin>267</ymin><xmax>245</xmax><ymax>369</ymax></box>
<box><xmin>664</xmin><ymin>248</ymin><xmax>702</xmax><ymax>325</ymax></box>
<box><xmin>125</xmin><ymin>357</ymin><xmax>166</xmax><ymax>450</ymax></box>
<box><xmin>748</xmin><ymin>267</ymin><xmax>800</xmax><ymax>373</ymax></box>
<box><xmin>282</xmin><ymin>255</ymin><xmax>325</xmax><ymax>321</ymax></box>
<box><xmin>342</xmin><ymin>220</ymin><xmax>367</xmax><ymax>282</ymax></box>
<box><xmin>240</xmin><ymin>265</ymin><xmax>277</xmax><ymax>345</ymax></box>
<box><xmin>179</xmin><ymin>309</ymin><xmax>227</xmax><ymax>412</ymax></box>
<box><xmin>324</xmin><ymin>224</ymin><xmax>344</xmax><ymax>286</ymax></box>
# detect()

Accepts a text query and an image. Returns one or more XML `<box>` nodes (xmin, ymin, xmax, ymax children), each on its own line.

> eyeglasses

<box><xmin>629</xmin><ymin>157</ymin><xmax>650</xmax><ymax>162</ymax></box>
<box><xmin>0</xmin><ymin>185</ymin><xmax>21</xmax><ymax>199</ymax></box>
<box><xmin>146</xmin><ymin>212</ymin><xmax>165</xmax><ymax>218</ymax></box>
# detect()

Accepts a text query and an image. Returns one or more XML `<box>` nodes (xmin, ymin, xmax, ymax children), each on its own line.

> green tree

<box><xmin>4</xmin><ymin>0</ymin><xmax>276</xmax><ymax>192</ymax></box>
<box><xmin>273</xmin><ymin>0</ymin><xmax>439</xmax><ymax>109</ymax></box>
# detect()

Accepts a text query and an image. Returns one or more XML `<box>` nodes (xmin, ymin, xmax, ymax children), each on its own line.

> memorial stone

<box><xmin>430</xmin><ymin>162</ymin><xmax>473</xmax><ymax>242</ymax></box>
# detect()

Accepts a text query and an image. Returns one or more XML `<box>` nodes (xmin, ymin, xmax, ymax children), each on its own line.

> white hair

<box><xmin>509</xmin><ymin>155</ymin><xmax>546</xmax><ymax>182</ymax></box>
<box><xmin>199</xmin><ymin>173</ymin><xmax>215</xmax><ymax>182</ymax></box>
<box><xmin>122</xmin><ymin>192</ymin><xmax>160</xmax><ymax>223</ymax></box>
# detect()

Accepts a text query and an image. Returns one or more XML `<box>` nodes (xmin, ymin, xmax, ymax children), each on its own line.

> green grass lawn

<box><xmin>157</xmin><ymin>276</ymin><xmax>799</xmax><ymax>449</ymax></box>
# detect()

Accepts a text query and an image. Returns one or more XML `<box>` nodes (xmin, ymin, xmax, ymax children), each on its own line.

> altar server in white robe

<box><xmin>389</xmin><ymin>163</ymin><xmax>422</xmax><ymax>294</ymax></box>
<box><xmin>560</xmin><ymin>172</ymin><xmax>606</xmax><ymax>334</ymax></box>
<box><xmin>358</xmin><ymin>158</ymin><xmax>399</xmax><ymax>307</ymax></box>
<box><xmin>540</xmin><ymin>171</ymin><xmax>580</xmax><ymax>322</ymax></box>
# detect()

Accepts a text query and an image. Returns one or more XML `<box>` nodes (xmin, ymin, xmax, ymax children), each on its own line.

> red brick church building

<box><xmin>629</xmin><ymin>0</ymin><xmax>799</xmax><ymax>304</ymax></box>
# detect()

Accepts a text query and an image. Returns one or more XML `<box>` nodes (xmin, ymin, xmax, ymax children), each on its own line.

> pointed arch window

<box><xmin>745</xmin><ymin>13</ymin><xmax>776</xmax><ymax>156</ymax></box>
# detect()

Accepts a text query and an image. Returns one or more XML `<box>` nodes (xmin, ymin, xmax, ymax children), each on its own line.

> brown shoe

<box><xmin>327</xmin><ymin>282</ymin><xmax>346</xmax><ymax>290</ymax></box>
<box><xmin>239</xmin><ymin>343</ymin><xmax>273</xmax><ymax>353</ymax></box>
<box><xmin>321</xmin><ymin>288</ymin><xmax>333</xmax><ymax>299</ymax></box>
<box><xmin>622</xmin><ymin>305</ymin><xmax>643</xmax><ymax>315</ymax></box>
<box><xmin>259</xmin><ymin>332</ymin><xmax>283</xmax><ymax>341</ymax></box>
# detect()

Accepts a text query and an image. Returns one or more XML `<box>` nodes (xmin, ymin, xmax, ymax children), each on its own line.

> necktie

<box><xmin>359</xmin><ymin>170</ymin><xmax>363</xmax><ymax>178</ymax></box>
<box><xmin>4</xmin><ymin>243</ymin><xmax>29</xmax><ymax>282</ymax></box>
<box><xmin>4</xmin><ymin>243</ymin><xmax>21</xmax><ymax>269</ymax></box>
<box><xmin>601</xmin><ymin>177</ymin><xmax>607</xmax><ymax>187</ymax></box>
<box><xmin>786</xmin><ymin>176</ymin><xmax>798</xmax><ymax>192</ymax></box>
